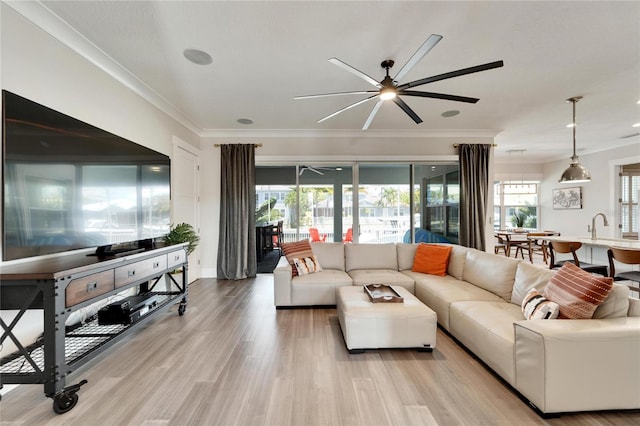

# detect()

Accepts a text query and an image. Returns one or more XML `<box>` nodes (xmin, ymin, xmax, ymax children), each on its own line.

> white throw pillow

<box><xmin>293</xmin><ymin>256</ymin><xmax>323</xmax><ymax>275</ymax></box>
<box><xmin>521</xmin><ymin>288</ymin><xmax>560</xmax><ymax>320</ymax></box>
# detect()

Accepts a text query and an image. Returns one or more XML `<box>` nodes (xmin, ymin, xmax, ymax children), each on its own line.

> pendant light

<box><xmin>559</xmin><ymin>96</ymin><xmax>591</xmax><ymax>183</ymax></box>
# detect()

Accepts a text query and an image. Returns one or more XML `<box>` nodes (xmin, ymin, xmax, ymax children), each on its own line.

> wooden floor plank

<box><xmin>1</xmin><ymin>275</ymin><xmax>639</xmax><ymax>425</ymax></box>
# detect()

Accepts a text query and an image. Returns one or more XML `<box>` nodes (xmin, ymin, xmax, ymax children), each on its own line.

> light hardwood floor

<box><xmin>1</xmin><ymin>274</ymin><xmax>638</xmax><ymax>425</ymax></box>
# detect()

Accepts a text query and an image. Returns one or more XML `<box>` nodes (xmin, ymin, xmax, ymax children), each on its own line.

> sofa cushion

<box><xmin>348</xmin><ymin>269</ymin><xmax>415</xmax><ymax>294</ymax></box>
<box><xmin>293</xmin><ymin>256</ymin><xmax>322</xmax><ymax>275</ymax></box>
<box><xmin>411</xmin><ymin>273</ymin><xmax>503</xmax><ymax>330</ymax></box>
<box><xmin>511</xmin><ymin>262</ymin><xmax>556</xmax><ymax>306</ymax></box>
<box><xmin>412</xmin><ymin>244</ymin><xmax>452</xmax><ymax>276</ymax></box>
<box><xmin>291</xmin><ymin>270</ymin><xmax>353</xmax><ymax>306</ymax></box>
<box><xmin>310</xmin><ymin>242</ymin><xmax>345</xmax><ymax>270</ymax></box>
<box><xmin>396</xmin><ymin>243</ymin><xmax>418</xmax><ymax>271</ymax></box>
<box><xmin>462</xmin><ymin>249</ymin><xmax>519</xmax><ymax>301</ymax></box>
<box><xmin>521</xmin><ymin>288</ymin><xmax>560</xmax><ymax>320</ymax></box>
<box><xmin>449</xmin><ymin>300</ymin><xmax>523</xmax><ymax>385</ymax></box>
<box><xmin>281</xmin><ymin>240</ymin><xmax>314</xmax><ymax>277</ymax></box>
<box><xmin>592</xmin><ymin>283</ymin><xmax>630</xmax><ymax>319</ymax></box>
<box><xmin>345</xmin><ymin>243</ymin><xmax>398</xmax><ymax>272</ymax></box>
<box><xmin>447</xmin><ymin>245</ymin><xmax>470</xmax><ymax>280</ymax></box>
<box><xmin>543</xmin><ymin>262</ymin><xmax>613</xmax><ymax>319</ymax></box>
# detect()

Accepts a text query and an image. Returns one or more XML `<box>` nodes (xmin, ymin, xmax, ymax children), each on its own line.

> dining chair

<box><xmin>521</xmin><ymin>232</ymin><xmax>558</xmax><ymax>264</ymax></box>
<box><xmin>270</xmin><ymin>220</ymin><xmax>284</xmax><ymax>253</ymax></box>
<box><xmin>548</xmin><ymin>241</ymin><xmax>608</xmax><ymax>276</ymax></box>
<box><xmin>343</xmin><ymin>227</ymin><xmax>353</xmax><ymax>243</ymax></box>
<box><xmin>308</xmin><ymin>227</ymin><xmax>326</xmax><ymax>243</ymax></box>
<box><xmin>607</xmin><ymin>247</ymin><xmax>640</xmax><ymax>293</ymax></box>
<box><xmin>494</xmin><ymin>235</ymin><xmax>507</xmax><ymax>255</ymax></box>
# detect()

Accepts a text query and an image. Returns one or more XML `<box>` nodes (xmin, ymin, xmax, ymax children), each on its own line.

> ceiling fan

<box><xmin>299</xmin><ymin>165</ymin><xmax>334</xmax><ymax>175</ymax></box>
<box><xmin>295</xmin><ymin>34</ymin><xmax>504</xmax><ymax>130</ymax></box>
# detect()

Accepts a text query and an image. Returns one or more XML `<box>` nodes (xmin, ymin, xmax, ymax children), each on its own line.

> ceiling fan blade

<box><xmin>363</xmin><ymin>99</ymin><xmax>384</xmax><ymax>130</ymax></box>
<box><xmin>317</xmin><ymin>95</ymin><xmax>379</xmax><ymax>123</ymax></box>
<box><xmin>393</xmin><ymin>97</ymin><xmax>422</xmax><ymax>124</ymax></box>
<box><xmin>398</xmin><ymin>60</ymin><xmax>504</xmax><ymax>90</ymax></box>
<box><xmin>400</xmin><ymin>90</ymin><xmax>479</xmax><ymax>104</ymax></box>
<box><xmin>294</xmin><ymin>90</ymin><xmax>378</xmax><ymax>100</ymax></box>
<box><xmin>393</xmin><ymin>34</ymin><xmax>443</xmax><ymax>82</ymax></box>
<box><xmin>328</xmin><ymin>58</ymin><xmax>381</xmax><ymax>88</ymax></box>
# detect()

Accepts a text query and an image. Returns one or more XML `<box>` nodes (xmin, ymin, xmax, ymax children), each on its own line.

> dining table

<box><xmin>494</xmin><ymin>230</ymin><xmax>560</xmax><ymax>260</ymax></box>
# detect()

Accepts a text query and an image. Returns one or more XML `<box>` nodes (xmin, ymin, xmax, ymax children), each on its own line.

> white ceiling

<box><xmin>16</xmin><ymin>1</ymin><xmax>640</xmax><ymax>163</ymax></box>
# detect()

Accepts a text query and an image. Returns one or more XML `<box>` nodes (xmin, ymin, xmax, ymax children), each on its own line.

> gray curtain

<box><xmin>217</xmin><ymin>144</ymin><xmax>256</xmax><ymax>279</ymax></box>
<box><xmin>459</xmin><ymin>144</ymin><xmax>491</xmax><ymax>250</ymax></box>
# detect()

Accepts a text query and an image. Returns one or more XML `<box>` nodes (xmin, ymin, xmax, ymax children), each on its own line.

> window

<box><xmin>423</xmin><ymin>170</ymin><xmax>459</xmax><ymax>243</ymax></box>
<box><xmin>494</xmin><ymin>181</ymin><xmax>539</xmax><ymax>230</ymax></box>
<box><xmin>256</xmin><ymin>162</ymin><xmax>458</xmax><ymax>245</ymax></box>
<box><xmin>620</xmin><ymin>167</ymin><xmax>639</xmax><ymax>239</ymax></box>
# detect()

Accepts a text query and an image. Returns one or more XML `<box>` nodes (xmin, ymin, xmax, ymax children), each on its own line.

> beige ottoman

<box><xmin>336</xmin><ymin>286</ymin><xmax>437</xmax><ymax>353</ymax></box>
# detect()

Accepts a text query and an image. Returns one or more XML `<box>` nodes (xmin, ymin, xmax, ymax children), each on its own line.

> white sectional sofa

<box><xmin>273</xmin><ymin>242</ymin><xmax>640</xmax><ymax>415</ymax></box>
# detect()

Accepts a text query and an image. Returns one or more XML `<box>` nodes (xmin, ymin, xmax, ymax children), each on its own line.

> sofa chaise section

<box><xmin>274</xmin><ymin>242</ymin><xmax>352</xmax><ymax>307</ymax></box>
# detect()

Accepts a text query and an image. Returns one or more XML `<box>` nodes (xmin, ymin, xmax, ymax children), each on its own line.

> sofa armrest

<box><xmin>273</xmin><ymin>257</ymin><xmax>293</xmax><ymax>307</ymax></box>
<box><xmin>514</xmin><ymin>317</ymin><xmax>640</xmax><ymax>414</ymax></box>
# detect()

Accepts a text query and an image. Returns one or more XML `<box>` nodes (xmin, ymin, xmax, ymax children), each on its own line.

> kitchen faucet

<box><xmin>590</xmin><ymin>213</ymin><xmax>609</xmax><ymax>240</ymax></box>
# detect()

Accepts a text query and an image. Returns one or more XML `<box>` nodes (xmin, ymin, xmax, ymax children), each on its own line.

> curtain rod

<box><xmin>453</xmin><ymin>143</ymin><xmax>497</xmax><ymax>148</ymax></box>
<box><xmin>214</xmin><ymin>143</ymin><xmax>262</xmax><ymax>147</ymax></box>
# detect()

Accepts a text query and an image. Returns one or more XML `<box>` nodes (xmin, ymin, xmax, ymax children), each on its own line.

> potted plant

<box><xmin>511</xmin><ymin>210</ymin><xmax>528</xmax><ymax>232</ymax></box>
<box><xmin>164</xmin><ymin>222</ymin><xmax>200</xmax><ymax>256</ymax></box>
<box><xmin>163</xmin><ymin>223</ymin><xmax>199</xmax><ymax>288</ymax></box>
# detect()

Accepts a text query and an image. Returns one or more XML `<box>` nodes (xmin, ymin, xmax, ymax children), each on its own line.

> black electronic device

<box><xmin>98</xmin><ymin>294</ymin><xmax>161</xmax><ymax>325</ymax></box>
<box><xmin>1</xmin><ymin>90</ymin><xmax>171</xmax><ymax>261</ymax></box>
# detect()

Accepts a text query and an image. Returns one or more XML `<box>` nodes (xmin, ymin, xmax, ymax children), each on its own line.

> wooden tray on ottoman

<box><xmin>363</xmin><ymin>284</ymin><xmax>404</xmax><ymax>303</ymax></box>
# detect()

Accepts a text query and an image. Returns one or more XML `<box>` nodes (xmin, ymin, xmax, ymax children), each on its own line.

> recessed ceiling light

<box><xmin>633</xmin><ymin>123</ymin><xmax>640</xmax><ymax>128</ymax></box>
<box><xmin>183</xmin><ymin>48</ymin><xmax>212</xmax><ymax>65</ymax></box>
<box><xmin>566</xmin><ymin>123</ymin><xmax>576</xmax><ymax>128</ymax></box>
<box><xmin>237</xmin><ymin>118</ymin><xmax>253</xmax><ymax>125</ymax></box>
<box><xmin>441</xmin><ymin>110</ymin><xmax>460</xmax><ymax>118</ymax></box>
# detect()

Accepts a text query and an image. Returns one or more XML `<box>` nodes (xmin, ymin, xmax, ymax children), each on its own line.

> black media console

<box><xmin>0</xmin><ymin>243</ymin><xmax>188</xmax><ymax>414</ymax></box>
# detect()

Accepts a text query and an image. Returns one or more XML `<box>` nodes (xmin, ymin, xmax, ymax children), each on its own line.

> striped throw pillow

<box><xmin>543</xmin><ymin>262</ymin><xmax>613</xmax><ymax>319</ymax></box>
<box><xmin>281</xmin><ymin>240</ymin><xmax>314</xmax><ymax>277</ymax></box>
<box><xmin>521</xmin><ymin>288</ymin><xmax>560</xmax><ymax>320</ymax></box>
<box><xmin>293</xmin><ymin>256</ymin><xmax>323</xmax><ymax>275</ymax></box>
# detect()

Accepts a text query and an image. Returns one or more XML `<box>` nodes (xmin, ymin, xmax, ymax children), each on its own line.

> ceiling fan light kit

<box><xmin>559</xmin><ymin>96</ymin><xmax>591</xmax><ymax>183</ymax></box>
<box><xmin>295</xmin><ymin>34</ymin><xmax>504</xmax><ymax>129</ymax></box>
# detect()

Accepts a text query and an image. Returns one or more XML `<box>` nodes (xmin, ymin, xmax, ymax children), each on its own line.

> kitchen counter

<box><xmin>542</xmin><ymin>236</ymin><xmax>640</xmax><ymax>249</ymax></box>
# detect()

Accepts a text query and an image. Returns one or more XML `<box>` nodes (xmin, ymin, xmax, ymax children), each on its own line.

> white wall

<box><xmin>0</xmin><ymin>5</ymin><xmax>200</xmax><ymax>265</ymax></box>
<box><xmin>540</xmin><ymin>143</ymin><xmax>640</xmax><ymax>238</ymax></box>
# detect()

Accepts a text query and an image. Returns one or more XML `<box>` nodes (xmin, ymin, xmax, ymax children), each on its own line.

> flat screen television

<box><xmin>2</xmin><ymin>90</ymin><xmax>171</xmax><ymax>261</ymax></box>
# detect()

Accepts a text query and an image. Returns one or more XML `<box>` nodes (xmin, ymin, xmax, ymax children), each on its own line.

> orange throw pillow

<box><xmin>411</xmin><ymin>244</ymin><xmax>452</xmax><ymax>276</ymax></box>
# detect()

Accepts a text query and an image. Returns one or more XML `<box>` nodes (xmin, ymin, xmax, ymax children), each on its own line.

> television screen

<box><xmin>2</xmin><ymin>90</ymin><xmax>171</xmax><ymax>261</ymax></box>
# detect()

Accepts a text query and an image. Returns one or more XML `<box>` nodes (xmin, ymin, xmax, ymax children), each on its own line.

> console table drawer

<box><xmin>114</xmin><ymin>255</ymin><xmax>167</xmax><ymax>289</ymax></box>
<box><xmin>167</xmin><ymin>250</ymin><xmax>186</xmax><ymax>270</ymax></box>
<box><xmin>65</xmin><ymin>270</ymin><xmax>115</xmax><ymax>307</ymax></box>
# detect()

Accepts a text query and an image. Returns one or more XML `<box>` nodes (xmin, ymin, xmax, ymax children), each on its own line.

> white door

<box><xmin>172</xmin><ymin>138</ymin><xmax>201</xmax><ymax>282</ymax></box>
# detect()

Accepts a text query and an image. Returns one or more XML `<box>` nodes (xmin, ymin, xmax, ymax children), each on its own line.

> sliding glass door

<box><xmin>256</xmin><ymin>162</ymin><xmax>459</xmax><ymax>245</ymax></box>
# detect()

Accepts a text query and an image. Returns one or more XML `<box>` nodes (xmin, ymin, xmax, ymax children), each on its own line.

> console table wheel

<box><xmin>52</xmin><ymin>379</ymin><xmax>87</xmax><ymax>414</ymax></box>
<box><xmin>178</xmin><ymin>300</ymin><xmax>187</xmax><ymax>316</ymax></box>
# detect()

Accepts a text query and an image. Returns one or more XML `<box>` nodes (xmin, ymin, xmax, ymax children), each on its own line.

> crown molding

<box><xmin>201</xmin><ymin>128</ymin><xmax>502</xmax><ymax>139</ymax></box>
<box><xmin>4</xmin><ymin>0</ymin><xmax>201</xmax><ymax>135</ymax></box>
